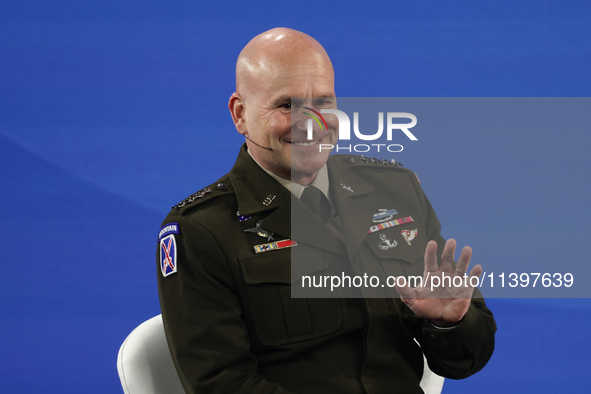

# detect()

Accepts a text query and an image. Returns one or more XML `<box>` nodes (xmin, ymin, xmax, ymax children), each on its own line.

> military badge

<box><xmin>254</xmin><ymin>239</ymin><xmax>298</xmax><ymax>253</ymax></box>
<box><xmin>262</xmin><ymin>195</ymin><xmax>276</xmax><ymax>206</ymax></box>
<box><xmin>244</xmin><ymin>221</ymin><xmax>274</xmax><ymax>241</ymax></box>
<box><xmin>340</xmin><ymin>183</ymin><xmax>354</xmax><ymax>193</ymax></box>
<box><xmin>372</xmin><ymin>208</ymin><xmax>399</xmax><ymax>223</ymax></box>
<box><xmin>401</xmin><ymin>228</ymin><xmax>418</xmax><ymax>246</ymax></box>
<box><xmin>378</xmin><ymin>234</ymin><xmax>398</xmax><ymax>250</ymax></box>
<box><xmin>368</xmin><ymin>216</ymin><xmax>414</xmax><ymax>233</ymax></box>
<box><xmin>236</xmin><ymin>211</ymin><xmax>251</xmax><ymax>222</ymax></box>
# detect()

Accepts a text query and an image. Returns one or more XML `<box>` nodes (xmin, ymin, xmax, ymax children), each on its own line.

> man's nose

<box><xmin>291</xmin><ymin>108</ymin><xmax>305</xmax><ymax>127</ymax></box>
<box><xmin>292</xmin><ymin>115</ymin><xmax>307</xmax><ymax>132</ymax></box>
<box><xmin>292</xmin><ymin>116</ymin><xmax>322</xmax><ymax>137</ymax></box>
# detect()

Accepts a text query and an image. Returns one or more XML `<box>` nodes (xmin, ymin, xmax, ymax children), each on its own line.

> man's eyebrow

<box><xmin>290</xmin><ymin>95</ymin><xmax>335</xmax><ymax>99</ymax></box>
<box><xmin>271</xmin><ymin>96</ymin><xmax>300</xmax><ymax>106</ymax></box>
<box><xmin>274</xmin><ymin>96</ymin><xmax>293</xmax><ymax>103</ymax></box>
<box><xmin>278</xmin><ymin>95</ymin><xmax>336</xmax><ymax>102</ymax></box>
<box><xmin>271</xmin><ymin>95</ymin><xmax>336</xmax><ymax>106</ymax></box>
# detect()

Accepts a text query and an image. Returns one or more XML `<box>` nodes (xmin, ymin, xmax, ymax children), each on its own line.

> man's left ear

<box><xmin>228</xmin><ymin>92</ymin><xmax>247</xmax><ymax>135</ymax></box>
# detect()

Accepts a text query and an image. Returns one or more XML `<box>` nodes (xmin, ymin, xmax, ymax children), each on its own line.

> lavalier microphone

<box><xmin>245</xmin><ymin>135</ymin><xmax>273</xmax><ymax>151</ymax></box>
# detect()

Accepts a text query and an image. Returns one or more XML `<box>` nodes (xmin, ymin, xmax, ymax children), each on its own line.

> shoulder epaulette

<box><xmin>171</xmin><ymin>181</ymin><xmax>231</xmax><ymax>210</ymax></box>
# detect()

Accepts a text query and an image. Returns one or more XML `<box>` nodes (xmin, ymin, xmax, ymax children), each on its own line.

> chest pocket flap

<box><xmin>238</xmin><ymin>249</ymin><xmax>342</xmax><ymax>347</ymax></box>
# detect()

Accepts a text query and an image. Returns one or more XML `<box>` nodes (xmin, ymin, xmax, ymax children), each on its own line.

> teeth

<box><xmin>292</xmin><ymin>141</ymin><xmax>318</xmax><ymax>146</ymax></box>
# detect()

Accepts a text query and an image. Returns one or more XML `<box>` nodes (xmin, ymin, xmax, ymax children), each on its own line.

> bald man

<box><xmin>229</xmin><ymin>28</ymin><xmax>338</xmax><ymax>185</ymax></box>
<box><xmin>157</xmin><ymin>28</ymin><xmax>496</xmax><ymax>394</ymax></box>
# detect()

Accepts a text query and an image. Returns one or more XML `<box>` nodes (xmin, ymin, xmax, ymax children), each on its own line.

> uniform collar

<box><xmin>230</xmin><ymin>145</ymin><xmax>376</xmax><ymax>256</ymax></box>
<box><xmin>229</xmin><ymin>145</ymin><xmax>284</xmax><ymax>215</ymax></box>
<box><xmin>247</xmin><ymin>148</ymin><xmax>330</xmax><ymax>200</ymax></box>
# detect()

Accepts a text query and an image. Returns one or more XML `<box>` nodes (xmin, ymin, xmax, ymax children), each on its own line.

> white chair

<box><xmin>117</xmin><ymin>315</ymin><xmax>444</xmax><ymax>394</ymax></box>
<box><xmin>419</xmin><ymin>351</ymin><xmax>445</xmax><ymax>394</ymax></box>
<box><xmin>117</xmin><ymin>315</ymin><xmax>185</xmax><ymax>394</ymax></box>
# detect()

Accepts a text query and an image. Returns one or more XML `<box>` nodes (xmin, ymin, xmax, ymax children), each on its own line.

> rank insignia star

<box><xmin>340</xmin><ymin>183</ymin><xmax>354</xmax><ymax>193</ymax></box>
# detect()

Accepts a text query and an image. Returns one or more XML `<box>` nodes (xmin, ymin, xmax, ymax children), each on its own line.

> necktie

<box><xmin>300</xmin><ymin>186</ymin><xmax>331</xmax><ymax>224</ymax></box>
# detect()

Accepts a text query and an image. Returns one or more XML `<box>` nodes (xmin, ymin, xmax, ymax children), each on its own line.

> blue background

<box><xmin>1</xmin><ymin>0</ymin><xmax>590</xmax><ymax>392</ymax></box>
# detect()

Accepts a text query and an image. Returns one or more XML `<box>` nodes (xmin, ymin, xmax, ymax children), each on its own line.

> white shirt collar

<box><xmin>247</xmin><ymin>148</ymin><xmax>330</xmax><ymax>200</ymax></box>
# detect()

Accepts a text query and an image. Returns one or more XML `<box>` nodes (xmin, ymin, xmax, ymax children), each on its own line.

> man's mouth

<box><xmin>290</xmin><ymin>140</ymin><xmax>319</xmax><ymax>146</ymax></box>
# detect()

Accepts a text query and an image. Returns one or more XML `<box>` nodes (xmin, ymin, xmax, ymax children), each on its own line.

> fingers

<box><xmin>469</xmin><ymin>264</ymin><xmax>483</xmax><ymax>280</ymax></box>
<box><xmin>441</xmin><ymin>239</ymin><xmax>457</xmax><ymax>270</ymax></box>
<box><xmin>454</xmin><ymin>245</ymin><xmax>473</xmax><ymax>274</ymax></box>
<box><xmin>426</xmin><ymin>239</ymin><xmax>481</xmax><ymax>289</ymax></box>
<box><xmin>423</xmin><ymin>240</ymin><xmax>439</xmax><ymax>273</ymax></box>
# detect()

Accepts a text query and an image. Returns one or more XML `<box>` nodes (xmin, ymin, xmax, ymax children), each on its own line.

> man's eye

<box><xmin>280</xmin><ymin>103</ymin><xmax>292</xmax><ymax>109</ymax></box>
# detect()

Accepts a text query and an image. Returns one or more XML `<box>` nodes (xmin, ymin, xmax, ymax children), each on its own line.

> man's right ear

<box><xmin>229</xmin><ymin>93</ymin><xmax>247</xmax><ymax>135</ymax></box>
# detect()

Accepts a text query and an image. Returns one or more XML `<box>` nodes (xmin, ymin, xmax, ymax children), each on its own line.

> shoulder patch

<box><xmin>160</xmin><ymin>231</ymin><xmax>178</xmax><ymax>277</ymax></box>
<box><xmin>159</xmin><ymin>222</ymin><xmax>179</xmax><ymax>239</ymax></box>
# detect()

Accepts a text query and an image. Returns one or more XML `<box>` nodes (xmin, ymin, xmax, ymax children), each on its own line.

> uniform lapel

<box><xmin>229</xmin><ymin>145</ymin><xmax>290</xmax><ymax>239</ymax></box>
<box><xmin>229</xmin><ymin>145</ymin><xmax>346</xmax><ymax>255</ymax></box>
<box><xmin>328</xmin><ymin>157</ymin><xmax>376</xmax><ymax>257</ymax></box>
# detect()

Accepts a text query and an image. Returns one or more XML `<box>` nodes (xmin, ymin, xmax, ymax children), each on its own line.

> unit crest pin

<box><xmin>401</xmin><ymin>228</ymin><xmax>418</xmax><ymax>246</ymax></box>
<box><xmin>236</xmin><ymin>211</ymin><xmax>251</xmax><ymax>222</ymax></box>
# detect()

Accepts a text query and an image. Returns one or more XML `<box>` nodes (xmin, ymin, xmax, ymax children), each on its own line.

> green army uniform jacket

<box><xmin>157</xmin><ymin>144</ymin><xmax>496</xmax><ymax>394</ymax></box>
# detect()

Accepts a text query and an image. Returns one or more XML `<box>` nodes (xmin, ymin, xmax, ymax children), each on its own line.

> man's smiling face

<box><xmin>242</xmin><ymin>62</ymin><xmax>337</xmax><ymax>184</ymax></box>
<box><xmin>230</xmin><ymin>28</ymin><xmax>338</xmax><ymax>185</ymax></box>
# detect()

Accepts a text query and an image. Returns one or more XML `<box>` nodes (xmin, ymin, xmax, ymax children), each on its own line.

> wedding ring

<box><xmin>453</xmin><ymin>265</ymin><xmax>467</xmax><ymax>274</ymax></box>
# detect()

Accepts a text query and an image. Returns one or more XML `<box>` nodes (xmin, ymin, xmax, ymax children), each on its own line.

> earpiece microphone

<box><xmin>245</xmin><ymin>135</ymin><xmax>273</xmax><ymax>151</ymax></box>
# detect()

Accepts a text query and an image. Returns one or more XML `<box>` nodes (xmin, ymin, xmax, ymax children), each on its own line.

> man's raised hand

<box><xmin>396</xmin><ymin>239</ymin><xmax>483</xmax><ymax>327</ymax></box>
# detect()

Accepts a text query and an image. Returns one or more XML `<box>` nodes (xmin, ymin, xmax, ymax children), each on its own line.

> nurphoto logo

<box><xmin>307</xmin><ymin>109</ymin><xmax>418</xmax><ymax>153</ymax></box>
